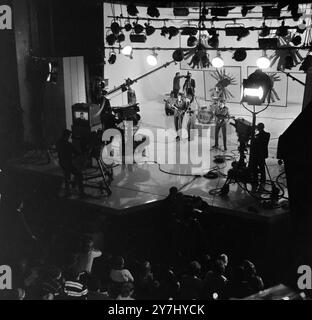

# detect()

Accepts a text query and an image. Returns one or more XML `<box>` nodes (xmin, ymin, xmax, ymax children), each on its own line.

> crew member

<box><xmin>251</xmin><ymin>123</ymin><xmax>270</xmax><ymax>186</ymax></box>
<box><xmin>56</xmin><ymin>129</ymin><xmax>84</xmax><ymax>197</ymax></box>
<box><xmin>174</xmin><ymin>93</ymin><xmax>187</xmax><ymax>140</ymax></box>
<box><xmin>183</xmin><ymin>72</ymin><xmax>196</xmax><ymax>101</ymax></box>
<box><xmin>100</xmin><ymin>93</ymin><xmax>113</xmax><ymax>130</ymax></box>
<box><xmin>213</xmin><ymin>100</ymin><xmax>230</xmax><ymax>151</ymax></box>
<box><xmin>173</xmin><ymin>72</ymin><xmax>185</xmax><ymax>98</ymax></box>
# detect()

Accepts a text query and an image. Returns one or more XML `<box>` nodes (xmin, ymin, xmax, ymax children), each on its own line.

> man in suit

<box><xmin>251</xmin><ymin>123</ymin><xmax>270</xmax><ymax>185</ymax></box>
<box><xmin>174</xmin><ymin>93</ymin><xmax>187</xmax><ymax>140</ymax></box>
<box><xmin>183</xmin><ymin>72</ymin><xmax>196</xmax><ymax>102</ymax></box>
<box><xmin>213</xmin><ymin>100</ymin><xmax>230</xmax><ymax>151</ymax></box>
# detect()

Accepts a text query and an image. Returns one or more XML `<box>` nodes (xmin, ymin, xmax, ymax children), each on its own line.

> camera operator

<box><xmin>250</xmin><ymin>123</ymin><xmax>270</xmax><ymax>187</ymax></box>
<box><xmin>56</xmin><ymin>129</ymin><xmax>84</xmax><ymax>197</ymax></box>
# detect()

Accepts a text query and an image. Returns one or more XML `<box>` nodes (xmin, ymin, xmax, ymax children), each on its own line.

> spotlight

<box><xmin>299</xmin><ymin>53</ymin><xmax>312</xmax><ymax>73</ymax></box>
<box><xmin>181</xmin><ymin>27</ymin><xmax>197</xmax><ymax>36</ymax></box>
<box><xmin>187</xmin><ymin>35</ymin><xmax>197</xmax><ymax>47</ymax></box>
<box><xmin>256</xmin><ymin>53</ymin><xmax>270</xmax><ymax>69</ymax></box>
<box><xmin>124</xmin><ymin>21</ymin><xmax>132</xmax><ymax>32</ymax></box>
<box><xmin>127</xmin><ymin>4</ymin><xmax>138</xmax><ymax>17</ymax></box>
<box><xmin>241</xmin><ymin>69</ymin><xmax>273</xmax><ymax>105</ymax></box>
<box><xmin>241</xmin><ymin>6</ymin><xmax>254</xmax><ymax>17</ymax></box>
<box><xmin>233</xmin><ymin>49</ymin><xmax>247</xmax><ymax>62</ymax></box>
<box><xmin>145</xmin><ymin>23</ymin><xmax>155</xmax><ymax>36</ymax></box>
<box><xmin>237</xmin><ymin>27</ymin><xmax>250</xmax><ymax>41</ymax></box>
<box><xmin>258</xmin><ymin>38</ymin><xmax>278</xmax><ymax>50</ymax></box>
<box><xmin>122</xmin><ymin>45</ymin><xmax>133</xmax><ymax>58</ymax></box>
<box><xmin>117</xmin><ymin>33</ymin><xmax>125</xmax><ymax>43</ymax></box>
<box><xmin>212</xmin><ymin>52</ymin><xmax>224</xmax><ymax>68</ymax></box>
<box><xmin>168</xmin><ymin>26</ymin><xmax>179</xmax><ymax>39</ymax></box>
<box><xmin>146</xmin><ymin>51</ymin><xmax>158</xmax><ymax>66</ymax></box>
<box><xmin>276</xmin><ymin>21</ymin><xmax>288</xmax><ymax>37</ymax></box>
<box><xmin>208</xmin><ymin>34</ymin><xmax>219</xmax><ymax>48</ymax></box>
<box><xmin>259</xmin><ymin>22</ymin><xmax>270</xmax><ymax>37</ymax></box>
<box><xmin>133</xmin><ymin>22</ymin><xmax>144</xmax><ymax>34</ymax></box>
<box><xmin>46</xmin><ymin>60</ymin><xmax>58</xmax><ymax>83</ymax></box>
<box><xmin>106</xmin><ymin>32</ymin><xmax>117</xmax><ymax>46</ymax></box>
<box><xmin>172</xmin><ymin>48</ymin><xmax>184</xmax><ymax>62</ymax></box>
<box><xmin>111</xmin><ymin>21</ymin><xmax>120</xmax><ymax>35</ymax></box>
<box><xmin>108</xmin><ymin>50</ymin><xmax>116</xmax><ymax>64</ymax></box>
<box><xmin>211</xmin><ymin>8</ymin><xmax>229</xmax><ymax>17</ymax></box>
<box><xmin>147</xmin><ymin>6</ymin><xmax>160</xmax><ymax>18</ymax></box>
<box><xmin>291</xmin><ymin>35</ymin><xmax>302</xmax><ymax>46</ymax></box>
<box><xmin>173</xmin><ymin>8</ymin><xmax>189</xmax><ymax>16</ymax></box>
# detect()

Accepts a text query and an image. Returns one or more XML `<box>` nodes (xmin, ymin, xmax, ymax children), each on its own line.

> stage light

<box><xmin>160</xmin><ymin>25</ymin><xmax>169</xmax><ymax>37</ymax></box>
<box><xmin>173</xmin><ymin>7</ymin><xmax>189</xmax><ymax>16</ymax></box>
<box><xmin>291</xmin><ymin>35</ymin><xmax>302</xmax><ymax>46</ymax></box>
<box><xmin>259</xmin><ymin>22</ymin><xmax>270</xmax><ymax>37</ymax></box>
<box><xmin>187</xmin><ymin>35</ymin><xmax>197</xmax><ymax>47</ymax></box>
<box><xmin>256</xmin><ymin>53</ymin><xmax>270</xmax><ymax>69</ymax></box>
<box><xmin>145</xmin><ymin>23</ymin><xmax>155</xmax><ymax>36</ymax></box>
<box><xmin>299</xmin><ymin>53</ymin><xmax>312</xmax><ymax>73</ymax></box>
<box><xmin>133</xmin><ymin>23</ymin><xmax>144</xmax><ymax>34</ymax></box>
<box><xmin>117</xmin><ymin>33</ymin><xmax>125</xmax><ymax>43</ymax></box>
<box><xmin>233</xmin><ymin>49</ymin><xmax>247</xmax><ymax>62</ymax></box>
<box><xmin>130</xmin><ymin>33</ymin><xmax>146</xmax><ymax>43</ymax></box>
<box><xmin>111</xmin><ymin>21</ymin><xmax>120</xmax><ymax>35</ymax></box>
<box><xmin>124</xmin><ymin>21</ymin><xmax>132</xmax><ymax>32</ymax></box>
<box><xmin>122</xmin><ymin>45</ymin><xmax>133</xmax><ymax>58</ymax></box>
<box><xmin>212</xmin><ymin>53</ymin><xmax>224</xmax><ymax>68</ymax></box>
<box><xmin>172</xmin><ymin>48</ymin><xmax>184</xmax><ymax>62</ymax></box>
<box><xmin>146</xmin><ymin>51</ymin><xmax>158</xmax><ymax>66</ymax></box>
<box><xmin>241</xmin><ymin>69</ymin><xmax>273</xmax><ymax>105</ymax></box>
<box><xmin>211</xmin><ymin>8</ymin><xmax>229</xmax><ymax>17</ymax></box>
<box><xmin>108</xmin><ymin>50</ymin><xmax>116</xmax><ymax>64</ymax></box>
<box><xmin>106</xmin><ymin>32</ymin><xmax>117</xmax><ymax>46</ymax></box>
<box><xmin>241</xmin><ymin>6</ymin><xmax>254</xmax><ymax>17</ymax></box>
<box><xmin>46</xmin><ymin>60</ymin><xmax>58</xmax><ymax>83</ymax></box>
<box><xmin>127</xmin><ymin>4</ymin><xmax>138</xmax><ymax>17</ymax></box>
<box><xmin>147</xmin><ymin>6</ymin><xmax>160</xmax><ymax>18</ymax></box>
<box><xmin>168</xmin><ymin>26</ymin><xmax>179</xmax><ymax>39</ymax></box>
<box><xmin>208</xmin><ymin>34</ymin><xmax>219</xmax><ymax>48</ymax></box>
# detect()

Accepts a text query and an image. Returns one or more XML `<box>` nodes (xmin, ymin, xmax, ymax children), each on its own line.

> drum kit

<box><xmin>197</xmin><ymin>96</ymin><xmax>221</xmax><ymax>125</ymax></box>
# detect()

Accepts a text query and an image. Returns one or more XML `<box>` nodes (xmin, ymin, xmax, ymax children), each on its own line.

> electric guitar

<box><xmin>215</xmin><ymin>114</ymin><xmax>235</xmax><ymax>125</ymax></box>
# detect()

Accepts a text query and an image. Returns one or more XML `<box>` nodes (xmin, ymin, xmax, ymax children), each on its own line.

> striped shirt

<box><xmin>64</xmin><ymin>273</ymin><xmax>88</xmax><ymax>300</ymax></box>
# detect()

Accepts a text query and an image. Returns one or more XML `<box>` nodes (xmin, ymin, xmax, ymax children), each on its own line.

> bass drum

<box><xmin>198</xmin><ymin>106</ymin><xmax>214</xmax><ymax>124</ymax></box>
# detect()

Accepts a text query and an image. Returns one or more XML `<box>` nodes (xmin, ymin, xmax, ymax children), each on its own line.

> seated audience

<box><xmin>179</xmin><ymin>261</ymin><xmax>203</xmax><ymax>300</ymax></box>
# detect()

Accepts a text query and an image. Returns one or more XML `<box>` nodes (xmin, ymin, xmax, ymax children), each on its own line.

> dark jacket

<box><xmin>254</xmin><ymin>131</ymin><xmax>270</xmax><ymax>159</ymax></box>
<box><xmin>56</xmin><ymin>139</ymin><xmax>77</xmax><ymax>167</ymax></box>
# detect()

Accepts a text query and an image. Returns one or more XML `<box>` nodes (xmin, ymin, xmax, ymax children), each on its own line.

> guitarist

<box><xmin>213</xmin><ymin>100</ymin><xmax>230</xmax><ymax>151</ymax></box>
<box><xmin>174</xmin><ymin>93</ymin><xmax>187</xmax><ymax>140</ymax></box>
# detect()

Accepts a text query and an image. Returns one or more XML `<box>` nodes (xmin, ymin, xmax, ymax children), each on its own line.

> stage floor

<box><xmin>7</xmin><ymin>100</ymin><xmax>291</xmax><ymax>223</ymax></box>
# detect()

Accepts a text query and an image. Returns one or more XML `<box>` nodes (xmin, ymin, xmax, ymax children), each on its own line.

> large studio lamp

<box><xmin>241</xmin><ymin>69</ymin><xmax>272</xmax><ymax>105</ymax></box>
<box><xmin>241</xmin><ymin>69</ymin><xmax>273</xmax><ymax>170</ymax></box>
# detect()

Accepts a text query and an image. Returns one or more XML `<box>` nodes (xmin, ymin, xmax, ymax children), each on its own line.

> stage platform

<box><xmin>5</xmin><ymin>98</ymin><xmax>292</xmax><ymax>225</ymax></box>
<box><xmin>6</xmin><ymin>142</ymin><xmax>289</xmax><ymax>224</ymax></box>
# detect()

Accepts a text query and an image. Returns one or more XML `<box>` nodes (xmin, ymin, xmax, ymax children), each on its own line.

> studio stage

<box><xmin>6</xmin><ymin>100</ymin><xmax>292</xmax><ymax>225</ymax></box>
